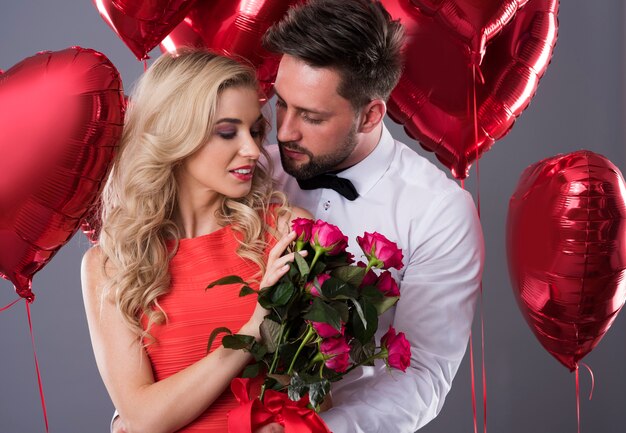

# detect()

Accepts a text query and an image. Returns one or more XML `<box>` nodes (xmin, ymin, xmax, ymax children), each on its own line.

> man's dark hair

<box><xmin>263</xmin><ymin>0</ymin><xmax>405</xmax><ymax>109</ymax></box>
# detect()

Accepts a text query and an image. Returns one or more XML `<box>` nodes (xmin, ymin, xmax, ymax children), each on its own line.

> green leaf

<box><xmin>350</xmin><ymin>297</ymin><xmax>367</xmax><ymax>328</ymax></box>
<box><xmin>242</xmin><ymin>363</ymin><xmax>260</xmax><ymax>378</ymax></box>
<box><xmin>350</xmin><ymin>299</ymin><xmax>378</xmax><ymax>344</ymax></box>
<box><xmin>258</xmin><ymin>280</ymin><xmax>295</xmax><ymax>308</ymax></box>
<box><xmin>206</xmin><ymin>275</ymin><xmax>247</xmax><ymax>289</ymax></box>
<box><xmin>303</xmin><ymin>297</ymin><xmax>342</xmax><ymax>331</ymax></box>
<box><xmin>330</xmin><ymin>301</ymin><xmax>350</xmax><ymax>323</ymax></box>
<box><xmin>239</xmin><ymin>285</ymin><xmax>257</xmax><ymax>297</ymax></box>
<box><xmin>350</xmin><ymin>336</ymin><xmax>376</xmax><ymax>366</ymax></box>
<box><xmin>360</xmin><ymin>285</ymin><xmax>384</xmax><ymax>303</ymax></box>
<box><xmin>294</xmin><ymin>252</ymin><xmax>310</xmax><ymax>276</ymax></box>
<box><xmin>373</xmin><ymin>295</ymin><xmax>400</xmax><ymax>315</ymax></box>
<box><xmin>308</xmin><ymin>379</ymin><xmax>331</xmax><ymax>409</ymax></box>
<box><xmin>288</xmin><ymin>373</ymin><xmax>308</xmax><ymax>401</ymax></box>
<box><xmin>260</xmin><ymin>318</ymin><xmax>282</xmax><ymax>353</ymax></box>
<box><xmin>271</xmin><ymin>281</ymin><xmax>296</xmax><ymax>306</ymax></box>
<box><xmin>310</xmin><ymin>260</ymin><xmax>326</xmax><ymax>276</ymax></box>
<box><xmin>207</xmin><ymin>327</ymin><xmax>232</xmax><ymax>353</ymax></box>
<box><xmin>331</xmin><ymin>265</ymin><xmax>366</xmax><ymax>287</ymax></box>
<box><xmin>222</xmin><ymin>334</ymin><xmax>256</xmax><ymax>350</ymax></box>
<box><xmin>320</xmin><ymin>277</ymin><xmax>358</xmax><ymax>300</ymax></box>
<box><xmin>250</xmin><ymin>341</ymin><xmax>268</xmax><ymax>361</ymax></box>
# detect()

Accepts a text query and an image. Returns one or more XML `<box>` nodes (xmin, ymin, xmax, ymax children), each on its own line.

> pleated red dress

<box><xmin>144</xmin><ymin>219</ymin><xmax>276</xmax><ymax>432</ymax></box>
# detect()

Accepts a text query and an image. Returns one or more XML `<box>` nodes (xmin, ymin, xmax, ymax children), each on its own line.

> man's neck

<box><xmin>334</xmin><ymin>122</ymin><xmax>383</xmax><ymax>171</ymax></box>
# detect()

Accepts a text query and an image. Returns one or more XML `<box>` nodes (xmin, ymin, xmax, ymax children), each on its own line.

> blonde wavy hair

<box><xmin>98</xmin><ymin>49</ymin><xmax>287</xmax><ymax>340</ymax></box>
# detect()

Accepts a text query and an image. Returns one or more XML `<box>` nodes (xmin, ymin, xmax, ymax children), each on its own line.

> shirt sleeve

<box><xmin>320</xmin><ymin>189</ymin><xmax>484</xmax><ymax>433</ymax></box>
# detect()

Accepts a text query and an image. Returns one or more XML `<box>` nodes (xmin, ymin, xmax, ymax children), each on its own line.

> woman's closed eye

<box><xmin>216</xmin><ymin>126</ymin><xmax>237</xmax><ymax>140</ymax></box>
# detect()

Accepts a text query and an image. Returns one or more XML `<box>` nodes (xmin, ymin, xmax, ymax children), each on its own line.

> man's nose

<box><xmin>277</xmin><ymin>110</ymin><xmax>301</xmax><ymax>143</ymax></box>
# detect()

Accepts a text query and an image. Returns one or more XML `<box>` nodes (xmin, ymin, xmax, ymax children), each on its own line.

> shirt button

<box><xmin>323</xmin><ymin>200</ymin><xmax>331</xmax><ymax>211</ymax></box>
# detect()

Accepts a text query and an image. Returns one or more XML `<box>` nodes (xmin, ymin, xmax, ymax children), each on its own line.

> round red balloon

<box><xmin>160</xmin><ymin>0</ymin><xmax>302</xmax><ymax>99</ymax></box>
<box><xmin>383</xmin><ymin>0</ymin><xmax>559</xmax><ymax>179</ymax></box>
<box><xmin>507</xmin><ymin>151</ymin><xmax>626</xmax><ymax>371</ymax></box>
<box><xmin>0</xmin><ymin>47</ymin><xmax>125</xmax><ymax>300</ymax></box>
<box><xmin>93</xmin><ymin>0</ymin><xmax>198</xmax><ymax>60</ymax></box>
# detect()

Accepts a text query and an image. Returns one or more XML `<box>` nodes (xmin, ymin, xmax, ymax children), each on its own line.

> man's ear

<box><xmin>358</xmin><ymin>99</ymin><xmax>386</xmax><ymax>133</ymax></box>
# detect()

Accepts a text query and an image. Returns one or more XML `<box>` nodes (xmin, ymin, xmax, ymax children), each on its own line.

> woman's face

<box><xmin>178</xmin><ymin>86</ymin><xmax>265</xmax><ymax>200</ymax></box>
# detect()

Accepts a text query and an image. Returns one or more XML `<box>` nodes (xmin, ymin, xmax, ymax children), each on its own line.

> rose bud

<box><xmin>305</xmin><ymin>273</ymin><xmax>331</xmax><ymax>297</ymax></box>
<box><xmin>310</xmin><ymin>220</ymin><xmax>348</xmax><ymax>256</ymax></box>
<box><xmin>356</xmin><ymin>232</ymin><xmax>404</xmax><ymax>270</ymax></box>
<box><xmin>320</xmin><ymin>336</ymin><xmax>351</xmax><ymax>372</ymax></box>
<box><xmin>380</xmin><ymin>326</ymin><xmax>411</xmax><ymax>372</ymax></box>
<box><xmin>311</xmin><ymin>320</ymin><xmax>345</xmax><ymax>338</ymax></box>
<box><xmin>292</xmin><ymin>218</ymin><xmax>314</xmax><ymax>250</ymax></box>
<box><xmin>376</xmin><ymin>271</ymin><xmax>400</xmax><ymax>297</ymax></box>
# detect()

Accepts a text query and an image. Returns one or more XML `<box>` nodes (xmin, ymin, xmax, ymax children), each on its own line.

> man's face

<box><xmin>273</xmin><ymin>55</ymin><xmax>360</xmax><ymax>180</ymax></box>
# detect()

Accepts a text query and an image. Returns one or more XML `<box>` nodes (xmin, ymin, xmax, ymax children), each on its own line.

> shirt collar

<box><xmin>339</xmin><ymin>123</ymin><xmax>395</xmax><ymax>197</ymax></box>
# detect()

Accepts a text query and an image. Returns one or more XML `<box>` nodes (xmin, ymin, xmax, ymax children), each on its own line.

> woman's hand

<box><xmin>260</xmin><ymin>231</ymin><xmax>307</xmax><ymax>289</ymax></box>
<box><xmin>241</xmin><ymin>231</ymin><xmax>307</xmax><ymax>339</ymax></box>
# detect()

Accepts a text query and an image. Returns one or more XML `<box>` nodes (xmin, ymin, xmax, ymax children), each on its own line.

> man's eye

<box><xmin>303</xmin><ymin>114</ymin><xmax>323</xmax><ymax>124</ymax></box>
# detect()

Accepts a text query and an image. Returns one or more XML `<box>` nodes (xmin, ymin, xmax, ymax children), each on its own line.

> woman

<box><xmin>81</xmin><ymin>49</ymin><xmax>309</xmax><ymax>433</ymax></box>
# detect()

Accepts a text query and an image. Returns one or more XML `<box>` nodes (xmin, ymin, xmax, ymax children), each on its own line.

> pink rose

<box><xmin>381</xmin><ymin>326</ymin><xmax>411</xmax><ymax>372</ymax></box>
<box><xmin>320</xmin><ymin>336</ymin><xmax>351</xmax><ymax>372</ymax></box>
<box><xmin>311</xmin><ymin>220</ymin><xmax>348</xmax><ymax>256</ymax></box>
<box><xmin>311</xmin><ymin>320</ymin><xmax>345</xmax><ymax>338</ymax></box>
<box><xmin>345</xmin><ymin>251</ymin><xmax>355</xmax><ymax>264</ymax></box>
<box><xmin>361</xmin><ymin>268</ymin><xmax>378</xmax><ymax>288</ymax></box>
<box><xmin>356</xmin><ymin>232</ymin><xmax>404</xmax><ymax>270</ymax></box>
<box><xmin>376</xmin><ymin>271</ymin><xmax>400</xmax><ymax>297</ymax></box>
<box><xmin>292</xmin><ymin>217</ymin><xmax>314</xmax><ymax>243</ymax></box>
<box><xmin>305</xmin><ymin>273</ymin><xmax>331</xmax><ymax>297</ymax></box>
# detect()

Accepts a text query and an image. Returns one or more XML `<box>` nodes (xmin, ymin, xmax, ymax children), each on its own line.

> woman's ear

<box><xmin>357</xmin><ymin>99</ymin><xmax>386</xmax><ymax>133</ymax></box>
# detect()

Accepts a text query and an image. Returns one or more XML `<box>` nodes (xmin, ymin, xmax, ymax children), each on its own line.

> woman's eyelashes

<box><xmin>215</xmin><ymin>123</ymin><xmax>265</xmax><ymax>140</ymax></box>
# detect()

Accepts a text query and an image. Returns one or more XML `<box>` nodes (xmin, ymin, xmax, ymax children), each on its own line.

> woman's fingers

<box><xmin>261</xmin><ymin>249</ymin><xmax>307</xmax><ymax>288</ymax></box>
<box><xmin>268</xmin><ymin>231</ymin><xmax>297</xmax><ymax>261</ymax></box>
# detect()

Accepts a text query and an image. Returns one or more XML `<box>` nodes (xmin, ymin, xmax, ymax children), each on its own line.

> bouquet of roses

<box><xmin>207</xmin><ymin>218</ymin><xmax>411</xmax><ymax>432</ymax></box>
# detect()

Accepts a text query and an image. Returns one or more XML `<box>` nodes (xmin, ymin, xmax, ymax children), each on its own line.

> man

<box><xmin>113</xmin><ymin>1</ymin><xmax>483</xmax><ymax>432</ymax></box>
<box><xmin>262</xmin><ymin>1</ymin><xmax>483</xmax><ymax>432</ymax></box>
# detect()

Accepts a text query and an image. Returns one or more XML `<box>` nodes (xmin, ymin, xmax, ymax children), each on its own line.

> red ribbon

<box><xmin>228</xmin><ymin>378</ymin><xmax>331</xmax><ymax>433</ymax></box>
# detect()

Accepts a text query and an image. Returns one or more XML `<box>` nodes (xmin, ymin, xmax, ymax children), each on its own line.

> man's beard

<box><xmin>278</xmin><ymin>125</ymin><xmax>358</xmax><ymax>180</ymax></box>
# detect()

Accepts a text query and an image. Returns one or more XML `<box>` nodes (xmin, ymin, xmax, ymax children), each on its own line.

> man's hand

<box><xmin>254</xmin><ymin>423</ymin><xmax>285</xmax><ymax>433</ymax></box>
<box><xmin>111</xmin><ymin>415</ymin><xmax>127</xmax><ymax>433</ymax></box>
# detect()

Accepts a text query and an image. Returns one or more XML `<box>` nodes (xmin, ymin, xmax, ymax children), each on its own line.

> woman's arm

<box><xmin>82</xmin><ymin>235</ymin><xmax>299</xmax><ymax>433</ymax></box>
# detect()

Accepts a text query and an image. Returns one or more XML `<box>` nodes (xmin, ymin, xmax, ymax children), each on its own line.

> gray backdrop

<box><xmin>1</xmin><ymin>1</ymin><xmax>624</xmax><ymax>432</ymax></box>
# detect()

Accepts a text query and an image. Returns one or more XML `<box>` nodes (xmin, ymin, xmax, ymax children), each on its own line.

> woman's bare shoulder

<box><xmin>275</xmin><ymin>205</ymin><xmax>313</xmax><ymax>236</ymax></box>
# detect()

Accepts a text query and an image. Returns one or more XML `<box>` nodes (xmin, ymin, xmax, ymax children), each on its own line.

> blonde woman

<box><xmin>81</xmin><ymin>49</ymin><xmax>308</xmax><ymax>433</ymax></box>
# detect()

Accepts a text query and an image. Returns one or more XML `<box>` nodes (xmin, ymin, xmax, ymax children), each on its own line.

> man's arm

<box><xmin>321</xmin><ymin>190</ymin><xmax>484</xmax><ymax>432</ymax></box>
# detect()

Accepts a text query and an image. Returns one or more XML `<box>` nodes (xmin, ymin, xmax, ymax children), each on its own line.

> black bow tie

<box><xmin>297</xmin><ymin>173</ymin><xmax>359</xmax><ymax>201</ymax></box>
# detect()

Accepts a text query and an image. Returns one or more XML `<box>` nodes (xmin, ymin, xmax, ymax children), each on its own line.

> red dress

<box><xmin>145</xmin><ymin>220</ymin><xmax>276</xmax><ymax>432</ymax></box>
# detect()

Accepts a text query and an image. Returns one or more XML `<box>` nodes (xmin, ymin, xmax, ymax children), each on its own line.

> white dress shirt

<box><xmin>267</xmin><ymin>123</ymin><xmax>484</xmax><ymax>433</ymax></box>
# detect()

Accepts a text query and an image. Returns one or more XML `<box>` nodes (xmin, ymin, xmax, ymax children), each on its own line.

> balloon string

<box><xmin>473</xmin><ymin>63</ymin><xmax>487</xmax><ymax>433</ymax></box>
<box><xmin>0</xmin><ymin>297</ymin><xmax>21</xmax><ymax>312</ymax></box>
<box><xmin>579</xmin><ymin>362</ymin><xmax>595</xmax><ymax>400</ymax></box>
<box><xmin>469</xmin><ymin>332</ymin><xmax>478</xmax><ymax>433</ymax></box>
<box><xmin>26</xmin><ymin>301</ymin><xmax>49</xmax><ymax>433</ymax></box>
<box><xmin>143</xmin><ymin>59</ymin><xmax>148</xmax><ymax>72</ymax></box>
<box><xmin>576</xmin><ymin>366</ymin><xmax>580</xmax><ymax>433</ymax></box>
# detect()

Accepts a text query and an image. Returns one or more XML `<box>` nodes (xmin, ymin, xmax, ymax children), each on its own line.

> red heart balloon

<box><xmin>507</xmin><ymin>151</ymin><xmax>626</xmax><ymax>371</ymax></box>
<box><xmin>409</xmin><ymin>0</ymin><xmax>528</xmax><ymax>64</ymax></box>
<box><xmin>93</xmin><ymin>0</ymin><xmax>198</xmax><ymax>60</ymax></box>
<box><xmin>383</xmin><ymin>0</ymin><xmax>558</xmax><ymax>179</ymax></box>
<box><xmin>0</xmin><ymin>47</ymin><xmax>125</xmax><ymax>300</ymax></box>
<box><xmin>160</xmin><ymin>0</ymin><xmax>302</xmax><ymax>99</ymax></box>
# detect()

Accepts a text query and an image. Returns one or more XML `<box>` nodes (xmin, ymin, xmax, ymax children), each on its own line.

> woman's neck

<box><xmin>175</xmin><ymin>188</ymin><xmax>225</xmax><ymax>239</ymax></box>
